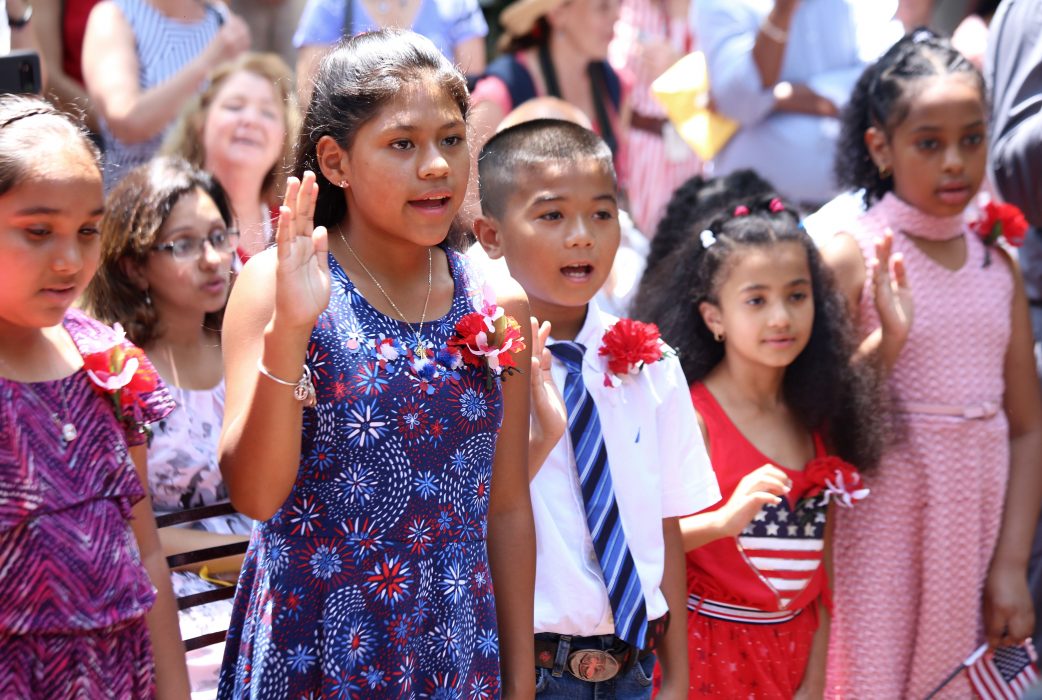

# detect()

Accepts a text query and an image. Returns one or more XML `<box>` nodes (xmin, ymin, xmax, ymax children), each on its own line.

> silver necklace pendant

<box><xmin>61</xmin><ymin>421</ymin><xmax>78</xmax><ymax>443</ymax></box>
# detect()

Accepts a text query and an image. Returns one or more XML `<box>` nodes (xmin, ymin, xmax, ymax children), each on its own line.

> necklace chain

<box><xmin>0</xmin><ymin>355</ymin><xmax>78</xmax><ymax>445</ymax></box>
<box><xmin>337</xmin><ymin>227</ymin><xmax>433</xmax><ymax>356</ymax></box>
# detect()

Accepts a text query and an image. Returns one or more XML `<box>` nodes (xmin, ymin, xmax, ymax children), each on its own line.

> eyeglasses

<box><xmin>152</xmin><ymin>227</ymin><xmax>239</xmax><ymax>261</ymax></box>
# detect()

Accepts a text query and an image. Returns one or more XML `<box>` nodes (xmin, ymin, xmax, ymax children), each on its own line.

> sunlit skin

<box><xmin>476</xmin><ymin>157</ymin><xmax>620</xmax><ymax>341</ymax></box>
<box><xmin>0</xmin><ymin>143</ymin><xmax>104</xmax><ymax>345</ymax></box>
<box><xmin>549</xmin><ymin>0</ymin><xmax>621</xmax><ymax>62</ymax></box>
<box><xmin>136</xmin><ymin>188</ymin><xmax>234</xmax><ymax>322</ymax></box>
<box><xmin>867</xmin><ymin>73</ymin><xmax>988</xmax><ymax>220</ymax></box>
<box><xmin>337</xmin><ymin>79</ymin><xmax>470</xmax><ymax>253</ymax></box>
<box><xmin>701</xmin><ymin>241</ymin><xmax>815</xmax><ymax>380</ymax></box>
<box><xmin>203</xmin><ymin>70</ymin><xmax>286</xmax><ymax>176</ymax></box>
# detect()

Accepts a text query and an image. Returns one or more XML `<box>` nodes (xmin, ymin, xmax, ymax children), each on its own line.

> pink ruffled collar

<box><xmin>874</xmin><ymin>192</ymin><xmax>964</xmax><ymax>242</ymax></box>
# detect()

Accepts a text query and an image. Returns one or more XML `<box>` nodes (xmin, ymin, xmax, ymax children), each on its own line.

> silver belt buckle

<box><xmin>567</xmin><ymin>649</ymin><xmax>620</xmax><ymax>682</ymax></box>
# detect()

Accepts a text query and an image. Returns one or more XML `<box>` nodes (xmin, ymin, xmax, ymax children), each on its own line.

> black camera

<box><xmin>0</xmin><ymin>49</ymin><xmax>40</xmax><ymax>94</ymax></box>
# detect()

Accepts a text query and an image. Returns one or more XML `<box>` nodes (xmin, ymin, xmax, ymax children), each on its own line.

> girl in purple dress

<box><xmin>0</xmin><ymin>96</ymin><xmax>189</xmax><ymax>698</ymax></box>
<box><xmin>217</xmin><ymin>30</ymin><xmax>536</xmax><ymax>699</ymax></box>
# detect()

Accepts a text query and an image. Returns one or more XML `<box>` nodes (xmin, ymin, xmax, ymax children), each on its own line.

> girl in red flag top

<box><xmin>634</xmin><ymin>194</ymin><xmax>884</xmax><ymax>698</ymax></box>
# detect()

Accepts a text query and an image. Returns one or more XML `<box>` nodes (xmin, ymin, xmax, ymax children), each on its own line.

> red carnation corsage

<box><xmin>447</xmin><ymin>298</ymin><xmax>526</xmax><ymax>389</ymax></box>
<box><xmin>598</xmin><ymin>318</ymin><xmax>666</xmax><ymax>388</ymax></box>
<box><xmin>82</xmin><ymin>324</ymin><xmax>159</xmax><ymax>432</ymax></box>
<box><xmin>971</xmin><ymin>199</ymin><xmax>1028</xmax><ymax>267</ymax></box>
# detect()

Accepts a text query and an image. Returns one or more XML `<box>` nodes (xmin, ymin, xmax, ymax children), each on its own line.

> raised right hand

<box><xmin>273</xmin><ymin>172</ymin><xmax>330</xmax><ymax>331</ymax></box>
<box><xmin>715</xmin><ymin>464</ymin><xmax>792</xmax><ymax>538</ymax></box>
<box><xmin>529</xmin><ymin>317</ymin><xmax>567</xmax><ymax>452</ymax></box>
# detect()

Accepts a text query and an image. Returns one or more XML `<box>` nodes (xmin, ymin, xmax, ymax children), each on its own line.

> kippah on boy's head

<box><xmin>478</xmin><ymin>119</ymin><xmax>616</xmax><ymax>219</ymax></box>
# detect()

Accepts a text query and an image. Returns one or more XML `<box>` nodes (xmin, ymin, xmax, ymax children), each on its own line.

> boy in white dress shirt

<box><xmin>474</xmin><ymin>119</ymin><xmax>720</xmax><ymax>699</ymax></box>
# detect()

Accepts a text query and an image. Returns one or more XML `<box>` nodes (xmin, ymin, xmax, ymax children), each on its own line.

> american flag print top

<box><xmin>737</xmin><ymin>495</ymin><xmax>827</xmax><ymax>609</ymax></box>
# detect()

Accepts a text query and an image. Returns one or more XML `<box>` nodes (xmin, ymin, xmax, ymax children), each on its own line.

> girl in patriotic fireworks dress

<box><xmin>216</xmin><ymin>30</ymin><xmax>536</xmax><ymax>699</ymax></box>
<box><xmin>823</xmin><ymin>32</ymin><xmax>1042</xmax><ymax>698</ymax></box>
<box><xmin>634</xmin><ymin>195</ymin><xmax>883</xmax><ymax>698</ymax></box>
<box><xmin>0</xmin><ymin>95</ymin><xmax>189</xmax><ymax>697</ymax></box>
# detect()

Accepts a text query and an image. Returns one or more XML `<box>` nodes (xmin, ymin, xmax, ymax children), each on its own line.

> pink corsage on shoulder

<box><xmin>447</xmin><ymin>289</ymin><xmax>526</xmax><ymax>389</ymax></box>
<box><xmin>802</xmin><ymin>456</ymin><xmax>869</xmax><ymax>509</ymax></box>
<box><xmin>598</xmin><ymin>318</ymin><xmax>669</xmax><ymax>388</ymax></box>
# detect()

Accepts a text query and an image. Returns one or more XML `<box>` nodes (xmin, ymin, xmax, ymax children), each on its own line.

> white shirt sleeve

<box><xmin>655</xmin><ymin>354</ymin><xmax>720</xmax><ymax>518</ymax></box>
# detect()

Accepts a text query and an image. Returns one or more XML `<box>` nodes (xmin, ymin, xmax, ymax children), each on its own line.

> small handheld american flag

<box><xmin>924</xmin><ymin>641</ymin><xmax>1040</xmax><ymax>699</ymax></box>
<box><xmin>967</xmin><ymin>640</ymin><xmax>1040</xmax><ymax>699</ymax></box>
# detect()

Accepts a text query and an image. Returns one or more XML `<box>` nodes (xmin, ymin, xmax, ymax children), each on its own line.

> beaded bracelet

<box><xmin>257</xmin><ymin>360</ymin><xmax>317</xmax><ymax>407</ymax></box>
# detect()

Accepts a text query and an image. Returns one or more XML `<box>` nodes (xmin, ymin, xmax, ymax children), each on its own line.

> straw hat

<box><xmin>499</xmin><ymin>0</ymin><xmax>566</xmax><ymax>39</ymax></box>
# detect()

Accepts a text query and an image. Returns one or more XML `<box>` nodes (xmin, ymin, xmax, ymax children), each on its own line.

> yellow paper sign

<box><xmin>650</xmin><ymin>51</ymin><xmax>739</xmax><ymax>161</ymax></box>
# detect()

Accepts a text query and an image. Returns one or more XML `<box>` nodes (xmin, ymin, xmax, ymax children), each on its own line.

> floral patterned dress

<box><xmin>218</xmin><ymin>249</ymin><xmax>505</xmax><ymax>699</ymax></box>
<box><xmin>0</xmin><ymin>310</ymin><xmax>173</xmax><ymax>698</ymax></box>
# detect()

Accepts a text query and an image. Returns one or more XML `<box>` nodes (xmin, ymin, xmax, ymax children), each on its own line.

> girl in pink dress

<box><xmin>824</xmin><ymin>31</ymin><xmax>1042</xmax><ymax>698</ymax></box>
<box><xmin>0</xmin><ymin>96</ymin><xmax>189</xmax><ymax>697</ymax></box>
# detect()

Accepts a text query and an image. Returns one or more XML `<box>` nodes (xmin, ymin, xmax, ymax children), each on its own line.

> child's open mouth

<box><xmin>409</xmin><ymin>194</ymin><xmax>451</xmax><ymax>212</ymax></box>
<box><xmin>561</xmin><ymin>263</ymin><xmax>594</xmax><ymax>281</ymax></box>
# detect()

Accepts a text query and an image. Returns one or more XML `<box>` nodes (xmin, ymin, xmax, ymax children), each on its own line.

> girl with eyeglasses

<box><xmin>86</xmin><ymin>155</ymin><xmax>248</xmax><ymax>696</ymax></box>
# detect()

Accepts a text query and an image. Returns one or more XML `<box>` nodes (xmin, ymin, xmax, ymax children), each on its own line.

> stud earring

<box><xmin>878</xmin><ymin>165</ymin><xmax>892</xmax><ymax>179</ymax></box>
<box><xmin>714</xmin><ymin>331</ymin><xmax>724</xmax><ymax>343</ymax></box>
<box><xmin>144</xmin><ymin>289</ymin><xmax>152</xmax><ymax>307</ymax></box>
<box><xmin>339</xmin><ymin>180</ymin><xmax>348</xmax><ymax>189</ymax></box>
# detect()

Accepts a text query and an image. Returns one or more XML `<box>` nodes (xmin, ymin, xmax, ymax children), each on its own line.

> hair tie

<box><xmin>769</xmin><ymin>198</ymin><xmax>785</xmax><ymax>213</ymax></box>
<box><xmin>700</xmin><ymin>229</ymin><xmax>716</xmax><ymax>249</ymax></box>
<box><xmin>734</xmin><ymin>205</ymin><xmax>750</xmax><ymax>216</ymax></box>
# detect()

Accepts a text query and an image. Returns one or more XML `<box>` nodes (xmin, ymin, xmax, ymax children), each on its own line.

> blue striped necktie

<box><xmin>548</xmin><ymin>340</ymin><xmax>649</xmax><ymax>647</ymax></box>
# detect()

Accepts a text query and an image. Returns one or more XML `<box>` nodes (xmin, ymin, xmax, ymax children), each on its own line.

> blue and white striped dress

<box><xmin>99</xmin><ymin>0</ymin><xmax>223</xmax><ymax>189</ymax></box>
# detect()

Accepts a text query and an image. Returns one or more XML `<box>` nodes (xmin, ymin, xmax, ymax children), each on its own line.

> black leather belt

<box><xmin>534</xmin><ymin>613</ymin><xmax>669</xmax><ymax>682</ymax></box>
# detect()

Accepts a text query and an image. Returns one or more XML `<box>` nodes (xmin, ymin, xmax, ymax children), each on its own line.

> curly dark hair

<box><xmin>641</xmin><ymin>169</ymin><xmax>777</xmax><ymax>286</ymax></box>
<box><xmin>835</xmin><ymin>28</ymin><xmax>984</xmax><ymax>207</ymax></box>
<box><xmin>86</xmin><ymin>157</ymin><xmax>234</xmax><ymax>348</ymax></box>
<box><xmin>634</xmin><ymin>195</ymin><xmax>883</xmax><ymax>470</ymax></box>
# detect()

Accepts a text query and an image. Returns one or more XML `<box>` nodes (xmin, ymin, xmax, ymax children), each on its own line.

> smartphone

<box><xmin>0</xmin><ymin>50</ymin><xmax>40</xmax><ymax>94</ymax></box>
